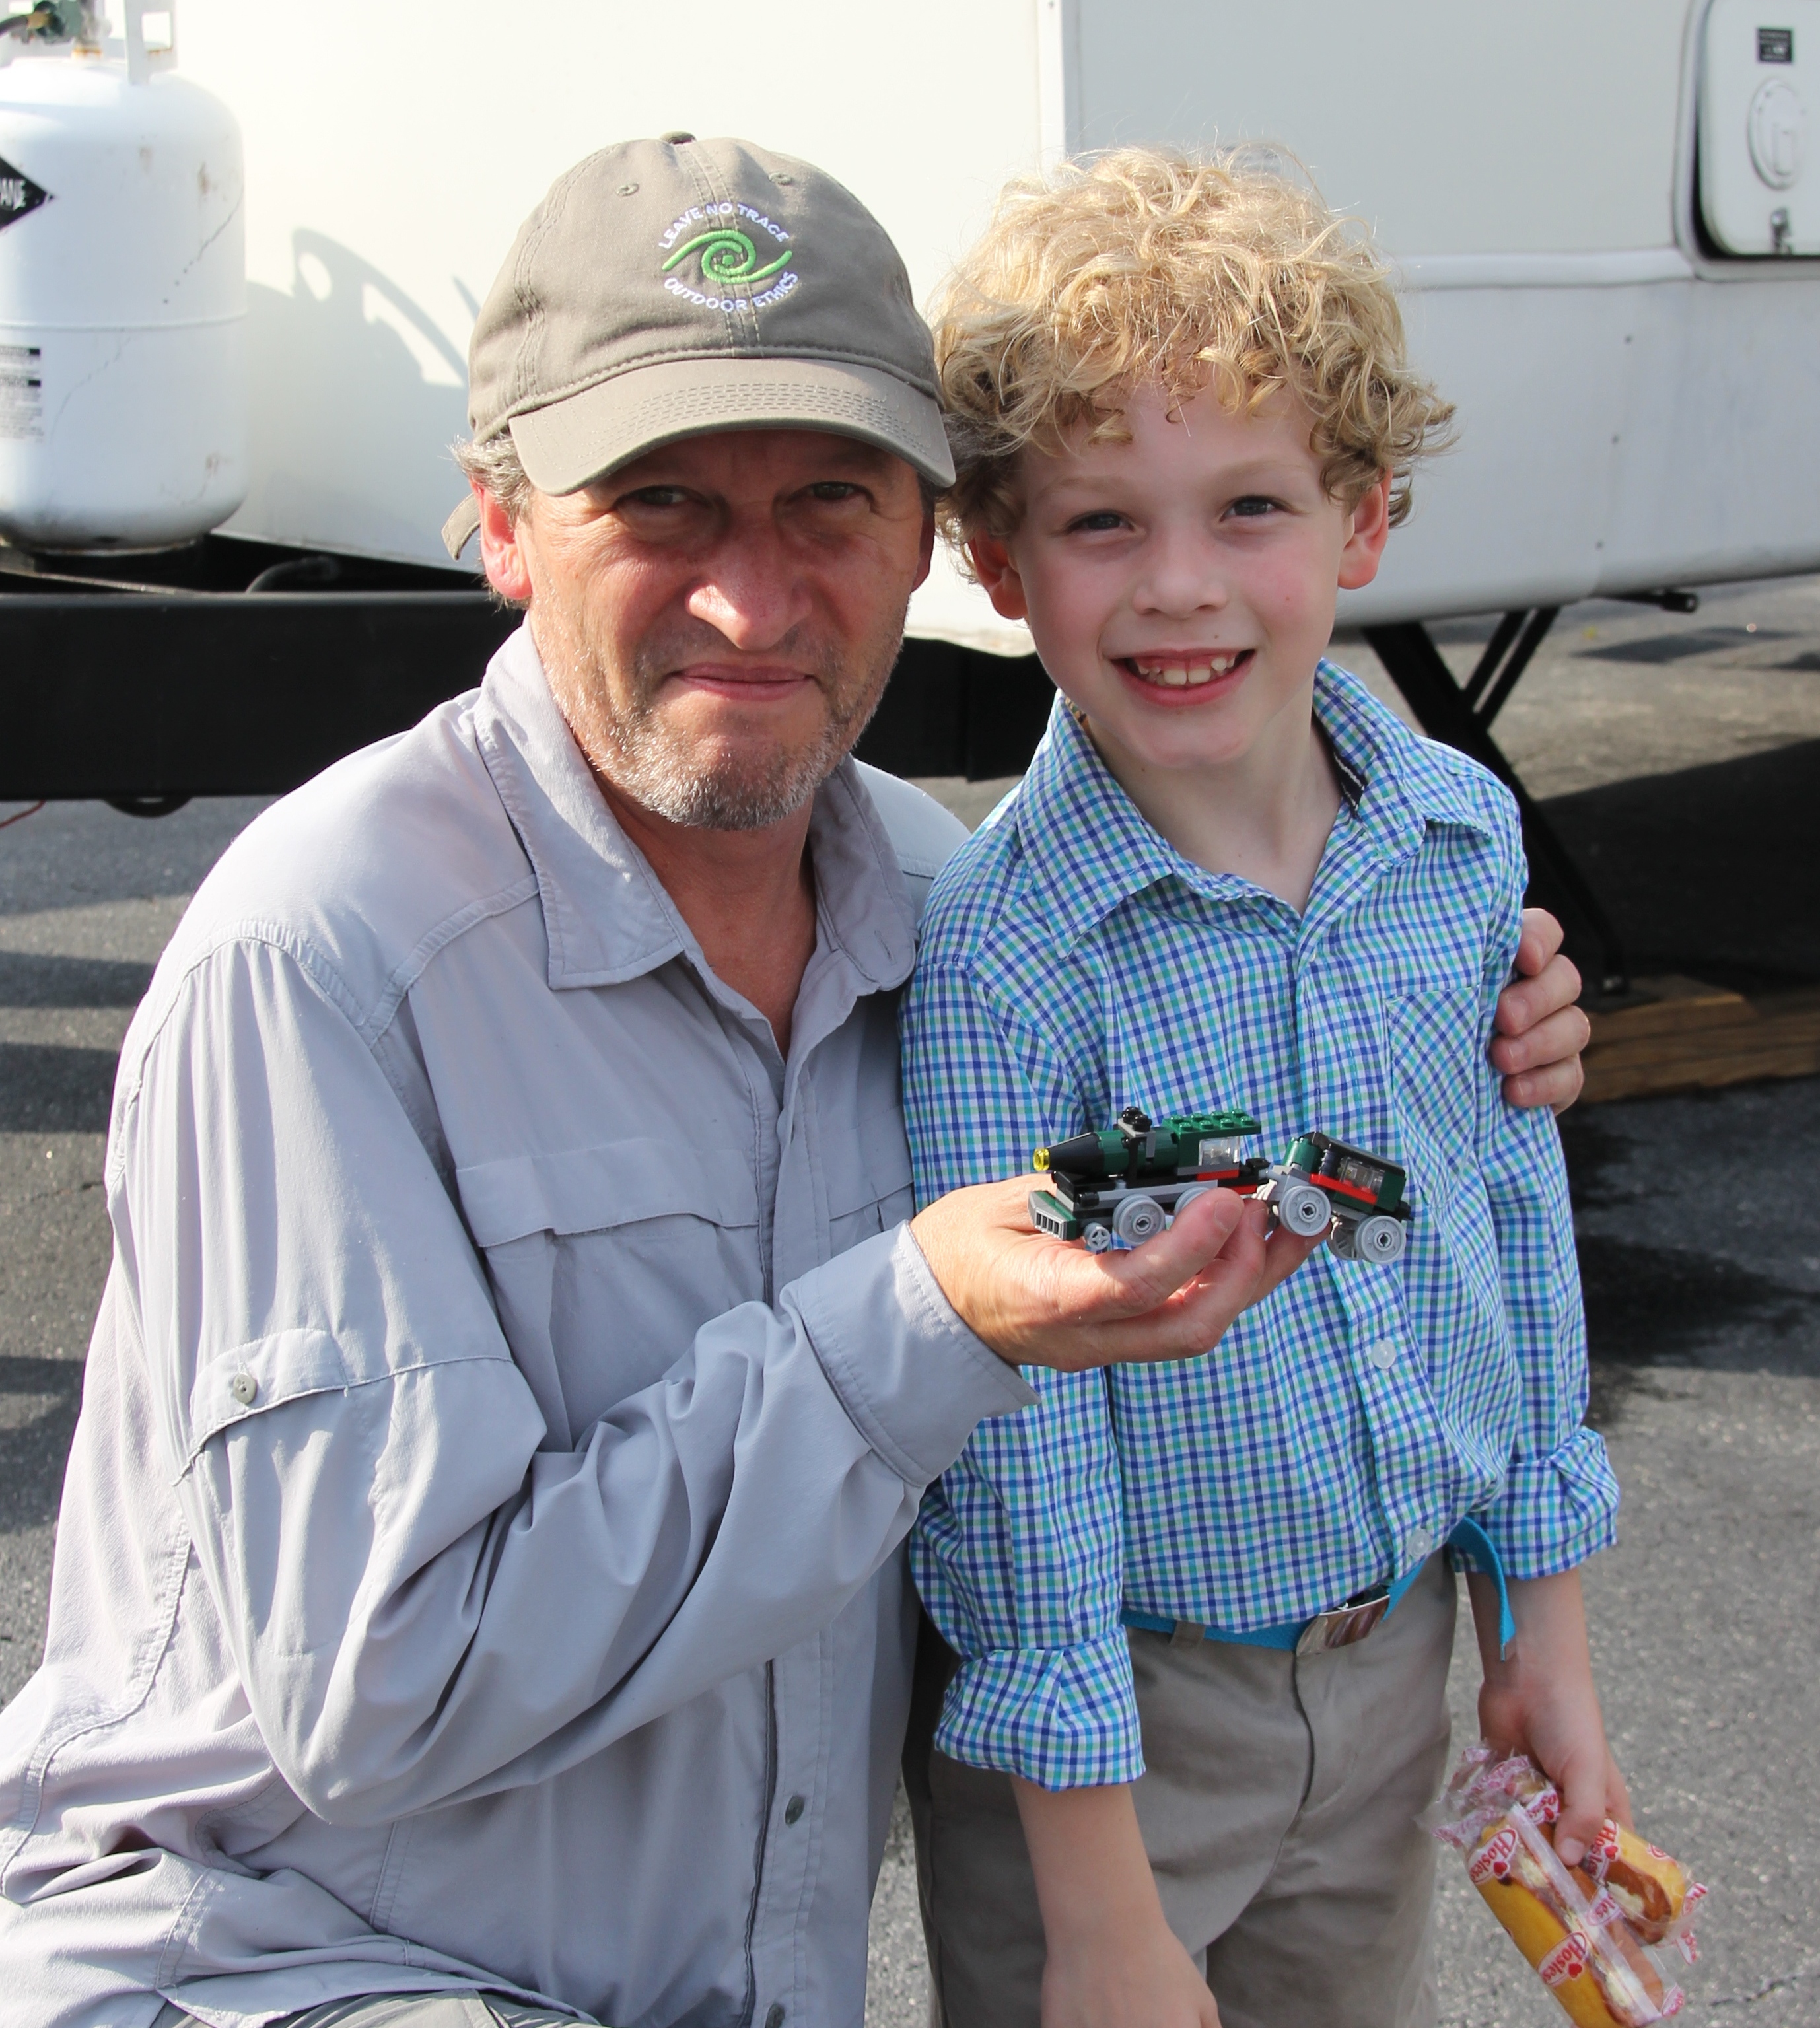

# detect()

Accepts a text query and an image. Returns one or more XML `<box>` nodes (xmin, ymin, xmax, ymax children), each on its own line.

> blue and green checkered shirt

<box><xmin>901</xmin><ymin>664</ymin><xmax>1619</xmax><ymax>1790</ymax></box>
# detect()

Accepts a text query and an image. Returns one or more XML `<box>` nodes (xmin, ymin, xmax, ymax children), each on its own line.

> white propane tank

<box><xmin>0</xmin><ymin>0</ymin><xmax>244</xmax><ymax>548</ymax></box>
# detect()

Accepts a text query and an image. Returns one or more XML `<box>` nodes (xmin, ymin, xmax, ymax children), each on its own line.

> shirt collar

<box><xmin>472</xmin><ymin>622</ymin><xmax>919</xmax><ymax>995</ymax></box>
<box><xmin>1016</xmin><ymin>658</ymin><xmax>1496</xmax><ymax>947</ymax></box>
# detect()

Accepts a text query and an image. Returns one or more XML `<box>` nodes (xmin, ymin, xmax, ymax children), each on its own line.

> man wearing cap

<box><xmin>0</xmin><ymin>137</ymin><xmax>1588</xmax><ymax>2028</ymax></box>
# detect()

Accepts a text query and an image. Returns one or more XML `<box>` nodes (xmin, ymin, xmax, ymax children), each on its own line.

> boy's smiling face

<box><xmin>969</xmin><ymin>381</ymin><xmax>1391</xmax><ymax>788</ymax></box>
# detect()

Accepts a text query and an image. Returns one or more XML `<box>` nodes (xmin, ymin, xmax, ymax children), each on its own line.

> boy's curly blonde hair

<box><xmin>934</xmin><ymin>148</ymin><xmax>1453</xmax><ymax>543</ymax></box>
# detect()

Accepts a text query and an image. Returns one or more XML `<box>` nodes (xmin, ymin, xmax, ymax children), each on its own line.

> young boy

<box><xmin>900</xmin><ymin>151</ymin><xmax>1627</xmax><ymax>2028</ymax></box>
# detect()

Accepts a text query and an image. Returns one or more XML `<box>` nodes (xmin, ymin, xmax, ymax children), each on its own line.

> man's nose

<box><xmin>687</xmin><ymin>523</ymin><xmax>814</xmax><ymax>650</ymax></box>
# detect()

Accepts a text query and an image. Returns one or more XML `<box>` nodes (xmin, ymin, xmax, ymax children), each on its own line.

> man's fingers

<box><xmin>1492</xmin><ymin>1003</ymin><xmax>1592</xmax><ymax>1115</ymax></box>
<box><xmin>1494</xmin><ymin>952</ymin><xmax>1585</xmax><ymax>1040</ymax></box>
<box><xmin>1090</xmin><ymin>1203</ymin><xmax>1316</xmax><ymax>1367</ymax></box>
<box><xmin>1516</xmin><ymin>905</ymin><xmax>1565</xmax><ymax>977</ymax></box>
<box><xmin>1493</xmin><ymin>969</ymin><xmax>1590</xmax><ymax>1116</ymax></box>
<box><xmin>1490</xmin><ymin>1000</ymin><xmax>1592</xmax><ymax>1072</ymax></box>
<box><xmin>1082</xmin><ymin>1187</ymin><xmax>1249</xmax><ymax>1316</ymax></box>
<box><xmin>1502</xmin><ymin>1056</ymin><xmax>1587</xmax><ymax>1116</ymax></box>
<box><xmin>1251</xmin><ymin>1215</ymin><xmax>1325</xmax><ymax>1299</ymax></box>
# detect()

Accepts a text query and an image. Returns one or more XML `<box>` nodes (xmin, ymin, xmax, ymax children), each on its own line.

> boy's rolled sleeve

<box><xmin>902</xmin><ymin>956</ymin><xmax>1145</xmax><ymax>1787</ymax></box>
<box><xmin>1473</xmin><ymin>814</ymin><xmax>1621</xmax><ymax>1579</ymax></box>
<box><xmin>928</xmin><ymin>1630</ymin><xmax>1146</xmax><ymax>1789</ymax></box>
<box><xmin>1485</xmin><ymin>1427</ymin><xmax>1622</xmax><ymax>1578</ymax></box>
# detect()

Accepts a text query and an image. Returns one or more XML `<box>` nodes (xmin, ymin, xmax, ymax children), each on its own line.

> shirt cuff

<box><xmin>791</xmin><ymin>1224</ymin><xmax>1035</xmax><ymax>1488</ymax></box>
<box><xmin>1480</xmin><ymin>1424</ymin><xmax>1621</xmax><ymax>1579</ymax></box>
<box><xmin>934</xmin><ymin>1632</ymin><xmax>1145</xmax><ymax>1790</ymax></box>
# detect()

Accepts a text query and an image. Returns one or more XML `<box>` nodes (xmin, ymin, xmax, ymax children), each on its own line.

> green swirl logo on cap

<box><xmin>663</xmin><ymin>227</ymin><xmax>793</xmax><ymax>287</ymax></box>
<box><xmin>658</xmin><ymin>201</ymin><xmax>800</xmax><ymax>314</ymax></box>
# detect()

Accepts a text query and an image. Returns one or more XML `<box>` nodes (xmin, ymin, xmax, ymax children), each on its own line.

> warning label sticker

<box><xmin>0</xmin><ymin>343</ymin><xmax>44</xmax><ymax>442</ymax></box>
<box><xmin>0</xmin><ymin>155</ymin><xmax>50</xmax><ymax>230</ymax></box>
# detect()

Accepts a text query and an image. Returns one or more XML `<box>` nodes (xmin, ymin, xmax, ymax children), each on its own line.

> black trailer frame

<box><xmin>3</xmin><ymin>536</ymin><xmax>1679</xmax><ymax>991</ymax></box>
<box><xmin>0</xmin><ymin>534</ymin><xmax>1056</xmax><ymax>801</ymax></box>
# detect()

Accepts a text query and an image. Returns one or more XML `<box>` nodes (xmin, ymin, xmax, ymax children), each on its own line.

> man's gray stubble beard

<box><xmin>536</xmin><ymin>601</ymin><xmax>901</xmax><ymax>833</ymax></box>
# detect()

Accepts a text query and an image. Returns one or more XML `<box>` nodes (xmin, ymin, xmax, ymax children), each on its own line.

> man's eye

<box><xmin>804</xmin><ymin>481</ymin><xmax>864</xmax><ymax>503</ymax></box>
<box><xmin>1067</xmin><ymin>511</ymin><xmax>1127</xmax><ymax>534</ymax></box>
<box><xmin>619</xmin><ymin>486</ymin><xmax>693</xmax><ymax>509</ymax></box>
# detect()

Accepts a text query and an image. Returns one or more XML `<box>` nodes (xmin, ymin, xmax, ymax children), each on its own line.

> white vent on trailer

<box><xmin>1700</xmin><ymin>0</ymin><xmax>1820</xmax><ymax>254</ymax></box>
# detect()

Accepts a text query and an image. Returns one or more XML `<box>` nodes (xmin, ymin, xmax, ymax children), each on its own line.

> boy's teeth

<box><xmin>1134</xmin><ymin>652</ymin><xmax>1242</xmax><ymax>687</ymax></box>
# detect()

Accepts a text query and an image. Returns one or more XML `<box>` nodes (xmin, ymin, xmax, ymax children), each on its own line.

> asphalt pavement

<box><xmin>1</xmin><ymin>580</ymin><xmax>1817</xmax><ymax>2027</ymax></box>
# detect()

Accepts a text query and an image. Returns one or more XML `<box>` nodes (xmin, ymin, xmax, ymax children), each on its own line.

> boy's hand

<box><xmin>911</xmin><ymin>1181</ymin><xmax>1319</xmax><ymax>1372</ymax></box>
<box><xmin>1468</xmin><ymin>1567</ymin><xmax>1633</xmax><ymax>1867</ymax></box>
<box><xmin>1012</xmin><ymin>1778</ymin><xmax>1220</xmax><ymax>2028</ymax></box>
<box><xmin>1492</xmin><ymin>907</ymin><xmax>1590</xmax><ymax>1115</ymax></box>
<box><xmin>1041</xmin><ymin>1919</ymin><xmax>1219</xmax><ymax>2028</ymax></box>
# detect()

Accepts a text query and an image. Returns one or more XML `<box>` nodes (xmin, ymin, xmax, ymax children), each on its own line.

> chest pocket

<box><xmin>822</xmin><ymin>1109</ymin><xmax>915</xmax><ymax>1256</ymax></box>
<box><xmin>455</xmin><ymin>1138</ymin><xmax>761</xmax><ymax>1446</ymax></box>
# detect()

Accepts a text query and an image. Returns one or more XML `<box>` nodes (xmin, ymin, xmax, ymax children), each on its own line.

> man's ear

<box><xmin>968</xmin><ymin>533</ymin><xmax>1030</xmax><ymax>621</ymax></box>
<box><xmin>1336</xmin><ymin>473</ymin><xmax>1394</xmax><ymax>592</ymax></box>
<box><xmin>477</xmin><ymin>483</ymin><xmax>535</xmax><ymax>605</ymax></box>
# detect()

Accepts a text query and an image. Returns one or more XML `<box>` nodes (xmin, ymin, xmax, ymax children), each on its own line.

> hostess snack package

<box><xmin>1432</xmin><ymin>1745</ymin><xmax>1708</xmax><ymax>2028</ymax></box>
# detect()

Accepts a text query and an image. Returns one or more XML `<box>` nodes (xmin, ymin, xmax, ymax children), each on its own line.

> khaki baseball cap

<box><xmin>442</xmin><ymin>134</ymin><xmax>954</xmax><ymax>558</ymax></box>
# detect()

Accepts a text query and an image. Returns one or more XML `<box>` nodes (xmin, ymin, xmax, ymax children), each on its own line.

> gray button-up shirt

<box><xmin>0</xmin><ymin>627</ymin><xmax>1032</xmax><ymax>2028</ymax></box>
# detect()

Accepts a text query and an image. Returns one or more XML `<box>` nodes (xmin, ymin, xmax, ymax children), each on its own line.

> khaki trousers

<box><xmin>904</xmin><ymin>1555</ymin><xmax>1458</xmax><ymax>2028</ymax></box>
<box><xmin>154</xmin><ymin>1994</ymin><xmax>584</xmax><ymax>2027</ymax></box>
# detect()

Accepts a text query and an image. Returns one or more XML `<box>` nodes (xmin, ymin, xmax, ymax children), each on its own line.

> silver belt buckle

<box><xmin>1294</xmin><ymin>1584</ymin><xmax>1391</xmax><ymax>1657</ymax></box>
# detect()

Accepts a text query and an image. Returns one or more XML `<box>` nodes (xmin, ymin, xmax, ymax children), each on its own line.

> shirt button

<box><xmin>1368</xmin><ymin>1338</ymin><xmax>1398</xmax><ymax>1370</ymax></box>
<box><xmin>783</xmin><ymin>1794</ymin><xmax>806</xmax><ymax>1825</ymax></box>
<box><xmin>765</xmin><ymin>2007</ymin><xmax>787</xmax><ymax>2028</ymax></box>
<box><xmin>1405</xmin><ymin>1526</ymin><xmax>1435</xmax><ymax>1562</ymax></box>
<box><xmin>229</xmin><ymin>1373</ymin><xmax>258</xmax><ymax>1406</ymax></box>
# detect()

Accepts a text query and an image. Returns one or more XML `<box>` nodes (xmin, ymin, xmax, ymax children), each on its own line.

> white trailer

<box><xmin>1</xmin><ymin>0</ymin><xmax>1815</xmax><ymax>978</ymax></box>
<box><xmin>146</xmin><ymin>0</ymin><xmax>1820</xmax><ymax>641</ymax></box>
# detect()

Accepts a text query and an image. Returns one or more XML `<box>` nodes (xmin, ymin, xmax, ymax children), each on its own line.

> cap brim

<box><xmin>508</xmin><ymin>356</ymin><xmax>956</xmax><ymax>497</ymax></box>
<box><xmin>442</xmin><ymin>493</ymin><xmax>482</xmax><ymax>559</ymax></box>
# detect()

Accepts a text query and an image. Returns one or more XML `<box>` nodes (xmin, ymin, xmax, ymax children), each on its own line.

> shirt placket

<box><xmin>1292</xmin><ymin>818</ymin><xmax>1446</xmax><ymax>1586</ymax></box>
<box><xmin>744</xmin><ymin>969</ymin><xmax>857</xmax><ymax>2028</ymax></box>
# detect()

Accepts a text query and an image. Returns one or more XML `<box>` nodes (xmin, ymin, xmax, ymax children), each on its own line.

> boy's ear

<box><xmin>1337</xmin><ymin>473</ymin><xmax>1394</xmax><ymax>592</ymax></box>
<box><xmin>967</xmin><ymin>534</ymin><xmax>1030</xmax><ymax>622</ymax></box>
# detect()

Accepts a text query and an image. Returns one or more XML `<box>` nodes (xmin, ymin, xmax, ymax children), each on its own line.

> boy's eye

<box><xmin>1066</xmin><ymin>510</ymin><xmax>1128</xmax><ymax>534</ymax></box>
<box><xmin>1225</xmin><ymin>495</ymin><xmax>1280</xmax><ymax>520</ymax></box>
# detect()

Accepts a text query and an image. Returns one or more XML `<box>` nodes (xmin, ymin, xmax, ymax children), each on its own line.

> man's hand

<box><xmin>1492</xmin><ymin>907</ymin><xmax>1590</xmax><ymax>1115</ymax></box>
<box><xmin>910</xmin><ymin>1181</ymin><xmax>1319</xmax><ymax>1372</ymax></box>
<box><xmin>1469</xmin><ymin>1567</ymin><xmax>1632</xmax><ymax>1868</ymax></box>
<box><xmin>1014</xmin><ymin>1778</ymin><xmax>1220</xmax><ymax>2028</ymax></box>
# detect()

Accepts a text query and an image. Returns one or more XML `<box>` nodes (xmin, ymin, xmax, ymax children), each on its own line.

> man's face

<box><xmin>493</xmin><ymin>429</ymin><xmax>934</xmax><ymax>830</ymax></box>
<box><xmin>970</xmin><ymin>382</ymin><xmax>1388</xmax><ymax>785</ymax></box>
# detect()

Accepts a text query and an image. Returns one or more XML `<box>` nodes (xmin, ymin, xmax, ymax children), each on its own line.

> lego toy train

<box><xmin>1028</xmin><ymin>1107</ymin><xmax>1411</xmax><ymax>1265</ymax></box>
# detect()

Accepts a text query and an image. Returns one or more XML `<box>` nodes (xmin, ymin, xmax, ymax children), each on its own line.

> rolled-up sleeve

<box><xmin>902</xmin><ymin>958</ymin><xmax>1144</xmax><ymax>1788</ymax></box>
<box><xmin>1473</xmin><ymin>819</ymin><xmax>1621</xmax><ymax>1579</ymax></box>
<box><xmin>116</xmin><ymin>936</ymin><xmax>1030</xmax><ymax>1827</ymax></box>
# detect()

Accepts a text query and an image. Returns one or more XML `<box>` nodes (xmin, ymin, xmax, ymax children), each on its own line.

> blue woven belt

<box><xmin>1122</xmin><ymin>1517</ymin><xmax>1516</xmax><ymax>1658</ymax></box>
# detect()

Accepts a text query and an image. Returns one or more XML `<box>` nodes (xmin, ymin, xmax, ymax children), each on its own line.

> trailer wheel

<box><xmin>1275</xmin><ymin>1181</ymin><xmax>1332</xmax><ymax>1237</ymax></box>
<box><xmin>1082</xmin><ymin>1221</ymin><xmax>1114</xmax><ymax>1253</ymax></box>
<box><xmin>1355</xmin><ymin>1214</ymin><xmax>1407</xmax><ymax>1263</ymax></box>
<box><xmin>1113</xmin><ymin>1194</ymin><xmax>1167</xmax><ymax>1245</ymax></box>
